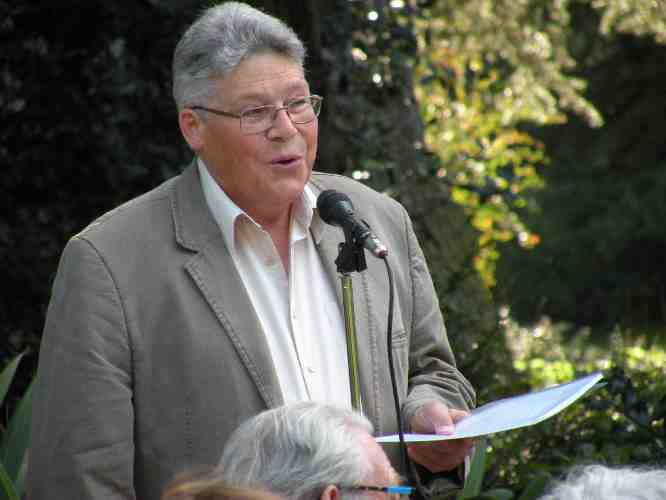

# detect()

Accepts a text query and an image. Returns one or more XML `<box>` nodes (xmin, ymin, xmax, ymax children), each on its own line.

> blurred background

<box><xmin>1</xmin><ymin>0</ymin><xmax>665</xmax><ymax>497</ymax></box>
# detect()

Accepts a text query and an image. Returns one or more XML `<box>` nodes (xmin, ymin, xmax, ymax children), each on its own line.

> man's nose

<box><xmin>267</xmin><ymin>107</ymin><xmax>298</xmax><ymax>138</ymax></box>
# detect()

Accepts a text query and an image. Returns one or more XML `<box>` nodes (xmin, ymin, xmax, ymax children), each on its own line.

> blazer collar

<box><xmin>171</xmin><ymin>161</ymin><xmax>219</xmax><ymax>253</ymax></box>
<box><xmin>170</xmin><ymin>161</ymin><xmax>284</xmax><ymax>409</ymax></box>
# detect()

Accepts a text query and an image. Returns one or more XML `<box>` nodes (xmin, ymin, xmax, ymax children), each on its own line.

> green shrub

<box><xmin>461</xmin><ymin>321</ymin><xmax>666</xmax><ymax>498</ymax></box>
<box><xmin>0</xmin><ymin>353</ymin><xmax>34</xmax><ymax>500</ymax></box>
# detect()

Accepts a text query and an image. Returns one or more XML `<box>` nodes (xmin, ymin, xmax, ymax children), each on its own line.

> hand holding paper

<box><xmin>406</xmin><ymin>400</ymin><xmax>474</xmax><ymax>472</ymax></box>
<box><xmin>380</xmin><ymin>372</ymin><xmax>604</xmax><ymax>444</ymax></box>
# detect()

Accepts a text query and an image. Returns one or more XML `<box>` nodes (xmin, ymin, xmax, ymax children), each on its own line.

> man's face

<box><xmin>193</xmin><ymin>52</ymin><xmax>318</xmax><ymax>222</ymax></box>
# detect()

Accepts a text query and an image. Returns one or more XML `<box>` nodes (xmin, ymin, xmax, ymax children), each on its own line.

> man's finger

<box><xmin>407</xmin><ymin>438</ymin><xmax>473</xmax><ymax>472</ymax></box>
<box><xmin>411</xmin><ymin>400</ymin><xmax>454</xmax><ymax>434</ymax></box>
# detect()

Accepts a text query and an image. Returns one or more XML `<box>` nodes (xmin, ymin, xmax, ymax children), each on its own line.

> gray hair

<box><xmin>539</xmin><ymin>464</ymin><xmax>666</xmax><ymax>500</ymax></box>
<box><xmin>218</xmin><ymin>402</ymin><xmax>374</xmax><ymax>500</ymax></box>
<box><xmin>172</xmin><ymin>1</ymin><xmax>306</xmax><ymax>110</ymax></box>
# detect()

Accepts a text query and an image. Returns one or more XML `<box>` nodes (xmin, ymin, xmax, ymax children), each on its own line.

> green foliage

<box><xmin>0</xmin><ymin>0</ymin><xmax>195</xmax><ymax>381</ymax></box>
<box><xmin>460</xmin><ymin>438</ymin><xmax>488</xmax><ymax>498</ymax></box>
<box><xmin>439</xmin><ymin>321</ymin><xmax>665</xmax><ymax>499</ymax></box>
<box><xmin>416</xmin><ymin>54</ymin><xmax>547</xmax><ymax>287</ymax></box>
<box><xmin>0</xmin><ymin>354</ymin><xmax>33</xmax><ymax>499</ymax></box>
<box><xmin>464</xmin><ymin>321</ymin><xmax>666</xmax><ymax>498</ymax></box>
<box><xmin>461</xmin><ymin>439</ymin><xmax>546</xmax><ymax>500</ymax></box>
<box><xmin>410</xmin><ymin>0</ymin><xmax>666</xmax><ymax>302</ymax></box>
<box><xmin>412</xmin><ymin>0</ymin><xmax>595</xmax><ymax>287</ymax></box>
<box><xmin>591</xmin><ymin>0</ymin><xmax>666</xmax><ymax>43</ymax></box>
<box><xmin>495</xmin><ymin>4</ymin><xmax>666</xmax><ymax>331</ymax></box>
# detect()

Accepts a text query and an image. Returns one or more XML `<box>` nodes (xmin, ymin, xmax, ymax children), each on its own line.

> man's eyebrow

<box><xmin>232</xmin><ymin>83</ymin><xmax>311</xmax><ymax>105</ymax></box>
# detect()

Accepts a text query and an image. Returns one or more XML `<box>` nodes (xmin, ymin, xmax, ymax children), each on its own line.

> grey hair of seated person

<box><xmin>539</xmin><ymin>464</ymin><xmax>666</xmax><ymax>500</ymax></box>
<box><xmin>218</xmin><ymin>402</ymin><xmax>375</xmax><ymax>500</ymax></box>
<box><xmin>172</xmin><ymin>1</ymin><xmax>306</xmax><ymax>111</ymax></box>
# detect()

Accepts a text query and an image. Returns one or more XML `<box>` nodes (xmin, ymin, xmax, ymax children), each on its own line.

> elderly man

<box><xmin>28</xmin><ymin>2</ymin><xmax>474</xmax><ymax>499</ymax></box>
<box><xmin>163</xmin><ymin>403</ymin><xmax>411</xmax><ymax>500</ymax></box>
<box><xmin>218</xmin><ymin>402</ymin><xmax>411</xmax><ymax>500</ymax></box>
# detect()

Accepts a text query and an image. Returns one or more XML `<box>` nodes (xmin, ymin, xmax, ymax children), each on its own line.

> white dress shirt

<box><xmin>198</xmin><ymin>160</ymin><xmax>351</xmax><ymax>407</ymax></box>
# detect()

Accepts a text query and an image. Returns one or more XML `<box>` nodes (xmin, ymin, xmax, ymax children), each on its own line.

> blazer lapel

<box><xmin>171</xmin><ymin>163</ymin><xmax>284</xmax><ymax>409</ymax></box>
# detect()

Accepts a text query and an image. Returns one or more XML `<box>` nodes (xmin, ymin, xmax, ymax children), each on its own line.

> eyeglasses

<box><xmin>338</xmin><ymin>485</ymin><xmax>415</xmax><ymax>497</ymax></box>
<box><xmin>189</xmin><ymin>95</ymin><xmax>323</xmax><ymax>135</ymax></box>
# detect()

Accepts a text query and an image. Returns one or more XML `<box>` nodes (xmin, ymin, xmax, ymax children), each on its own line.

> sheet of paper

<box><xmin>377</xmin><ymin>371</ymin><xmax>604</xmax><ymax>443</ymax></box>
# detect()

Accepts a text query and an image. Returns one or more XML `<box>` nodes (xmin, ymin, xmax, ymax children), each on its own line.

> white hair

<box><xmin>172</xmin><ymin>1</ymin><xmax>306</xmax><ymax>110</ymax></box>
<box><xmin>539</xmin><ymin>464</ymin><xmax>666</xmax><ymax>500</ymax></box>
<box><xmin>218</xmin><ymin>402</ymin><xmax>374</xmax><ymax>500</ymax></box>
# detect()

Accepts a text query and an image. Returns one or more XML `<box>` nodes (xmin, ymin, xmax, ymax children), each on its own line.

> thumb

<box><xmin>411</xmin><ymin>401</ymin><xmax>455</xmax><ymax>435</ymax></box>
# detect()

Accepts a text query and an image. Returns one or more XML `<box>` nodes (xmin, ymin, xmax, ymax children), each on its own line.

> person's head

<box><xmin>217</xmin><ymin>402</ymin><xmax>405</xmax><ymax>500</ymax></box>
<box><xmin>539</xmin><ymin>464</ymin><xmax>666</xmax><ymax>500</ymax></box>
<box><xmin>162</xmin><ymin>468</ymin><xmax>279</xmax><ymax>500</ymax></box>
<box><xmin>173</xmin><ymin>2</ymin><xmax>319</xmax><ymax>223</ymax></box>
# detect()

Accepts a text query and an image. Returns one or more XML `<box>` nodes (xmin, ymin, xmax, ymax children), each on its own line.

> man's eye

<box><xmin>289</xmin><ymin>98</ymin><xmax>310</xmax><ymax>110</ymax></box>
<box><xmin>243</xmin><ymin>107</ymin><xmax>271</xmax><ymax>120</ymax></box>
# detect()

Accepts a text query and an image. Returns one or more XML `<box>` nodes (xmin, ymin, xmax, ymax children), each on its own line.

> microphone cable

<box><xmin>381</xmin><ymin>256</ymin><xmax>429</xmax><ymax>500</ymax></box>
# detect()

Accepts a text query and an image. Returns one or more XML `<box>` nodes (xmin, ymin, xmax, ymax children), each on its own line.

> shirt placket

<box><xmin>289</xmin><ymin>229</ymin><xmax>316</xmax><ymax>401</ymax></box>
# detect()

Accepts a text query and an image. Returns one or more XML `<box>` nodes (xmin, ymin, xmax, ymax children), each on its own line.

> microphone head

<box><xmin>316</xmin><ymin>190</ymin><xmax>355</xmax><ymax>227</ymax></box>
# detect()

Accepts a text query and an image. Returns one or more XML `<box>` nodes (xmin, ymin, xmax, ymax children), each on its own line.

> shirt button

<box><xmin>306</xmin><ymin>366</ymin><xmax>316</xmax><ymax>374</ymax></box>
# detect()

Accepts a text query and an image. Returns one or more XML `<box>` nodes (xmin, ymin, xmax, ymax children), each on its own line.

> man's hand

<box><xmin>407</xmin><ymin>400</ymin><xmax>474</xmax><ymax>473</ymax></box>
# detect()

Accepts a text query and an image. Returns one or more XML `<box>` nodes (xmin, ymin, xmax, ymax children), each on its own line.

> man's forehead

<box><xmin>219</xmin><ymin>69</ymin><xmax>309</xmax><ymax>104</ymax></box>
<box><xmin>220</xmin><ymin>53</ymin><xmax>308</xmax><ymax>94</ymax></box>
<box><xmin>231</xmin><ymin>68</ymin><xmax>306</xmax><ymax>86</ymax></box>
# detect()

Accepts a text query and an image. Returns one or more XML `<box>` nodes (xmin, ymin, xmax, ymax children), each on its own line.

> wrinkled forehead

<box><xmin>231</xmin><ymin>66</ymin><xmax>306</xmax><ymax>87</ymax></box>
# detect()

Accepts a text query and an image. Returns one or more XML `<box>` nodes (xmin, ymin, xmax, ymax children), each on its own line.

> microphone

<box><xmin>316</xmin><ymin>190</ymin><xmax>388</xmax><ymax>259</ymax></box>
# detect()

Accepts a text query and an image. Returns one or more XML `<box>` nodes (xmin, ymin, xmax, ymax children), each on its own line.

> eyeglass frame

<box><xmin>188</xmin><ymin>94</ymin><xmax>323</xmax><ymax>135</ymax></box>
<box><xmin>337</xmin><ymin>485</ymin><xmax>415</xmax><ymax>497</ymax></box>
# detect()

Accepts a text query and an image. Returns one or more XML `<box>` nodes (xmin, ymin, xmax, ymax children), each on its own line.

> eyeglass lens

<box><xmin>240</xmin><ymin>96</ymin><xmax>321</xmax><ymax>133</ymax></box>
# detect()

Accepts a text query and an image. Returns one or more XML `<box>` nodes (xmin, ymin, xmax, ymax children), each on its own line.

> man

<box><xmin>28</xmin><ymin>3</ymin><xmax>475</xmax><ymax>499</ymax></box>
<box><xmin>219</xmin><ymin>402</ymin><xmax>409</xmax><ymax>500</ymax></box>
<box><xmin>163</xmin><ymin>402</ymin><xmax>409</xmax><ymax>500</ymax></box>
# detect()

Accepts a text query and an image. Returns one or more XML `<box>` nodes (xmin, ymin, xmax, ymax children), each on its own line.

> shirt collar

<box><xmin>198</xmin><ymin>158</ymin><xmax>323</xmax><ymax>251</ymax></box>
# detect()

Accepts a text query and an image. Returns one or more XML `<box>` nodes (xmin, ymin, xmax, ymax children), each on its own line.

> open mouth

<box><xmin>271</xmin><ymin>155</ymin><xmax>301</xmax><ymax>166</ymax></box>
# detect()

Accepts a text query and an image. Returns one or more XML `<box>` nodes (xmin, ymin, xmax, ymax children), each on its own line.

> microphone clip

<box><xmin>334</xmin><ymin>224</ymin><xmax>368</xmax><ymax>274</ymax></box>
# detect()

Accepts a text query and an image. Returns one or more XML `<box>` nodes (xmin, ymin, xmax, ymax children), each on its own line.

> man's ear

<box><xmin>320</xmin><ymin>485</ymin><xmax>340</xmax><ymax>500</ymax></box>
<box><xmin>179</xmin><ymin>108</ymin><xmax>204</xmax><ymax>151</ymax></box>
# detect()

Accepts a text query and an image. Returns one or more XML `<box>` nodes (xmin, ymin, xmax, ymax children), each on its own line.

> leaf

<box><xmin>0</xmin><ymin>461</ymin><xmax>19</xmax><ymax>500</ymax></box>
<box><xmin>0</xmin><ymin>354</ymin><xmax>24</xmax><ymax>408</ymax></box>
<box><xmin>483</xmin><ymin>489</ymin><xmax>515</xmax><ymax>500</ymax></box>
<box><xmin>0</xmin><ymin>378</ymin><xmax>34</xmax><ymax>484</ymax></box>
<box><xmin>516</xmin><ymin>474</ymin><xmax>550</xmax><ymax>500</ymax></box>
<box><xmin>460</xmin><ymin>437</ymin><xmax>487</xmax><ymax>498</ymax></box>
<box><xmin>12</xmin><ymin>456</ymin><xmax>28</xmax><ymax>500</ymax></box>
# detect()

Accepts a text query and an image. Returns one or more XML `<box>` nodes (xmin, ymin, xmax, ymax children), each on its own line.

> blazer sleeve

<box><xmin>398</xmin><ymin>207</ymin><xmax>476</xmax><ymax>424</ymax></box>
<box><xmin>28</xmin><ymin>236</ymin><xmax>136</xmax><ymax>499</ymax></box>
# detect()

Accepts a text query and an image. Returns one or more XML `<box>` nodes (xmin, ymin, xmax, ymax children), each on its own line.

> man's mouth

<box><xmin>271</xmin><ymin>154</ymin><xmax>302</xmax><ymax>167</ymax></box>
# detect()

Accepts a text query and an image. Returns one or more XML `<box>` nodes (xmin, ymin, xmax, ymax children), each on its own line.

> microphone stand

<box><xmin>332</xmin><ymin>221</ymin><xmax>427</xmax><ymax>498</ymax></box>
<box><xmin>334</xmin><ymin>225</ymin><xmax>368</xmax><ymax>412</ymax></box>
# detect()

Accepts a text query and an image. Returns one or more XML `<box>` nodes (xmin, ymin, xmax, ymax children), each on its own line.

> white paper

<box><xmin>377</xmin><ymin>372</ymin><xmax>604</xmax><ymax>443</ymax></box>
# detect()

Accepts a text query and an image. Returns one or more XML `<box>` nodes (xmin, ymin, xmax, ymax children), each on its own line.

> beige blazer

<box><xmin>28</xmin><ymin>164</ymin><xmax>475</xmax><ymax>499</ymax></box>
